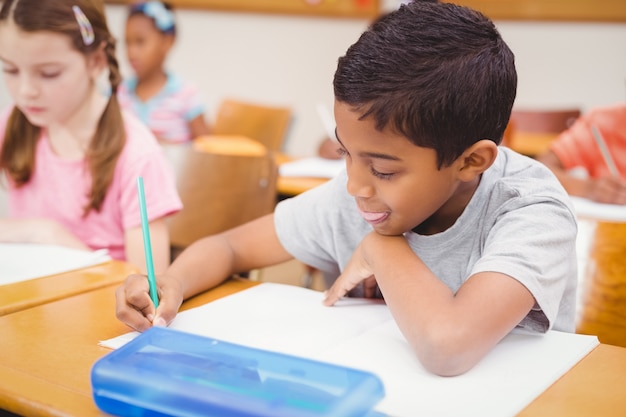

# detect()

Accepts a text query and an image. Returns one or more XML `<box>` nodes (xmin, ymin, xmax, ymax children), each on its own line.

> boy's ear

<box><xmin>456</xmin><ymin>139</ymin><xmax>498</xmax><ymax>182</ymax></box>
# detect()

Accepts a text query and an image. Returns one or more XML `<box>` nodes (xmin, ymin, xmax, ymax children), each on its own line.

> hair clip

<box><xmin>141</xmin><ymin>2</ymin><xmax>175</xmax><ymax>33</ymax></box>
<box><xmin>72</xmin><ymin>5</ymin><xmax>95</xmax><ymax>46</ymax></box>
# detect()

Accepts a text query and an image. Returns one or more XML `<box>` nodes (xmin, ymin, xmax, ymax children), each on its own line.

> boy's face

<box><xmin>334</xmin><ymin>100</ymin><xmax>464</xmax><ymax>236</ymax></box>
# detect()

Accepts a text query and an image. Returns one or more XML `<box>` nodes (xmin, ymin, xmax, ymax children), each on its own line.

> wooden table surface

<box><xmin>0</xmin><ymin>278</ymin><xmax>257</xmax><ymax>417</ymax></box>
<box><xmin>1</xmin><ymin>273</ymin><xmax>625</xmax><ymax>417</ymax></box>
<box><xmin>0</xmin><ymin>260</ymin><xmax>137</xmax><ymax>317</ymax></box>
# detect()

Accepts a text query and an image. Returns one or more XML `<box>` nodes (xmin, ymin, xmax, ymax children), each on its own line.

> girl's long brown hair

<box><xmin>0</xmin><ymin>0</ymin><xmax>126</xmax><ymax>216</ymax></box>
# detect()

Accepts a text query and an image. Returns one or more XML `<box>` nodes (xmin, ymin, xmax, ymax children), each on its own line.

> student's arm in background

<box><xmin>537</xmin><ymin>150</ymin><xmax>626</xmax><ymax>204</ymax></box>
<box><xmin>124</xmin><ymin>217</ymin><xmax>171</xmax><ymax>275</ymax></box>
<box><xmin>188</xmin><ymin>113</ymin><xmax>211</xmax><ymax>139</ymax></box>
<box><xmin>116</xmin><ymin>213</ymin><xmax>293</xmax><ymax>331</ymax></box>
<box><xmin>0</xmin><ymin>218</ymin><xmax>89</xmax><ymax>250</ymax></box>
<box><xmin>317</xmin><ymin>137</ymin><xmax>342</xmax><ymax>160</ymax></box>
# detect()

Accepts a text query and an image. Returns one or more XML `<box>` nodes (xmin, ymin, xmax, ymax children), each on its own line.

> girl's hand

<box><xmin>0</xmin><ymin>218</ymin><xmax>89</xmax><ymax>250</ymax></box>
<box><xmin>323</xmin><ymin>233</ymin><xmax>379</xmax><ymax>306</ymax></box>
<box><xmin>115</xmin><ymin>273</ymin><xmax>183</xmax><ymax>332</ymax></box>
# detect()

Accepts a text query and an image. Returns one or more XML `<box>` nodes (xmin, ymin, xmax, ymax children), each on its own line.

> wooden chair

<box><xmin>162</xmin><ymin>141</ymin><xmax>278</xmax><ymax>262</ymax></box>
<box><xmin>212</xmin><ymin>98</ymin><xmax>292</xmax><ymax>152</ymax></box>
<box><xmin>507</xmin><ymin>108</ymin><xmax>581</xmax><ymax>157</ymax></box>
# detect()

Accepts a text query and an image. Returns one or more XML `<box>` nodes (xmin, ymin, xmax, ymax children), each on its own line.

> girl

<box><xmin>0</xmin><ymin>0</ymin><xmax>182</xmax><ymax>273</ymax></box>
<box><xmin>119</xmin><ymin>1</ymin><xmax>211</xmax><ymax>143</ymax></box>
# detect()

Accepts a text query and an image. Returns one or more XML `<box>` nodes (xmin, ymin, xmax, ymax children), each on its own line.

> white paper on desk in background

<box><xmin>570</xmin><ymin>196</ymin><xmax>626</xmax><ymax>222</ymax></box>
<box><xmin>0</xmin><ymin>243</ymin><xmax>111</xmax><ymax>285</ymax></box>
<box><xmin>279</xmin><ymin>157</ymin><xmax>344</xmax><ymax>178</ymax></box>
<box><xmin>101</xmin><ymin>283</ymin><xmax>599</xmax><ymax>417</ymax></box>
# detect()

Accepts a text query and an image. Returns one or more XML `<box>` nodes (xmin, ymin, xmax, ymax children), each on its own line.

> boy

<box><xmin>116</xmin><ymin>0</ymin><xmax>577</xmax><ymax>376</ymax></box>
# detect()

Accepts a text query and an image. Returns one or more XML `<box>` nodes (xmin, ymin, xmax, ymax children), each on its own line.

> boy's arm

<box><xmin>324</xmin><ymin>232</ymin><xmax>535</xmax><ymax>377</ymax></box>
<box><xmin>116</xmin><ymin>214</ymin><xmax>293</xmax><ymax>331</ymax></box>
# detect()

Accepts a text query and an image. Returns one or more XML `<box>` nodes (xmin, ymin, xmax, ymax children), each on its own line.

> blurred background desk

<box><xmin>277</xmin><ymin>175</ymin><xmax>327</xmax><ymax>197</ymax></box>
<box><xmin>275</xmin><ymin>153</ymin><xmax>338</xmax><ymax>197</ymax></box>
<box><xmin>0</xmin><ymin>259</ymin><xmax>137</xmax><ymax>317</ymax></box>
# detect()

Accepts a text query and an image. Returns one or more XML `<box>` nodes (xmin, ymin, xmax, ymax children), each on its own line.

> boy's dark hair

<box><xmin>333</xmin><ymin>0</ymin><xmax>517</xmax><ymax>168</ymax></box>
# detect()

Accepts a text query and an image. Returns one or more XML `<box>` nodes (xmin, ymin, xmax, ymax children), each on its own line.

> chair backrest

<box><xmin>510</xmin><ymin>108</ymin><xmax>581</xmax><ymax>134</ymax></box>
<box><xmin>162</xmin><ymin>142</ymin><xmax>278</xmax><ymax>252</ymax></box>
<box><xmin>212</xmin><ymin>98</ymin><xmax>292</xmax><ymax>152</ymax></box>
<box><xmin>506</xmin><ymin>108</ymin><xmax>582</xmax><ymax>157</ymax></box>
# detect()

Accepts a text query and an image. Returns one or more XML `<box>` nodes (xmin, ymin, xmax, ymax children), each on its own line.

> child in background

<box><xmin>0</xmin><ymin>0</ymin><xmax>182</xmax><ymax>273</ymax></box>
<box><xmin>116</xmin><ymin>1</ymin><xmax>577</xmax><ymax>376</ymax></box>
<box><xmin>119</xmin><ymin>1</ymin><xmax>210</xmax><ymax>143</ymax></box>
<box><xmin>537</xmin><ymin>104</ymin><xmax>626</xmax><ymax>205</ymax></box>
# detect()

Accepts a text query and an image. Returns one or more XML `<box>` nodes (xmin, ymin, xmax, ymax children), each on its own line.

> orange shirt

<box><xmin>550</xmin><ymin>104</ymin><xmax>626</xmax><ymax>179</ymax></box>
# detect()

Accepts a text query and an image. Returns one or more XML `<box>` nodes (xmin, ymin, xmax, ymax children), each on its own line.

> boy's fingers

<box><xmin>115</xmin><ymin>288</ymin><xmax>154</xmax><ymax>332</ymax></box>
<box><xmin>323</xmin><ymin>281</ymin><xmax>350</xmax><ymax>306</ymax></box>
<box><xmin>153</xmin><ymin>283</ymin><xmax>184</xmax><ymax>327</ymax></box>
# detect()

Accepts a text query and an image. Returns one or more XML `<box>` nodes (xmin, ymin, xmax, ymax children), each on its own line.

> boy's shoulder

<box><xmin>487</xmin><ymin>147</ymin><xmax>570</xmax><ymax>202</ymax></box>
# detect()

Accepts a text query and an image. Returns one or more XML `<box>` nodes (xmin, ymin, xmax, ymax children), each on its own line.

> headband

<box><xmin>132</xmin><ymin>2</ymin><xmax>175</xmax><ymax>34</ymax></box>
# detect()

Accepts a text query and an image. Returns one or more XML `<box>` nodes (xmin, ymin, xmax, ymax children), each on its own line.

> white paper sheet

<box><xmin>571</xmin><ymin>196</ymin><xmax>626</xmax><ymax>222</ymax></box>
<box><xmin>279</xmin><ymin>157</ymin><xmax>344</xmax><ymax>179</ymax></box>
<box><xmin>101</xmin><ymin>283</ymin><xmax>599</xmax><ymax>417</ymax></box>
<box><xmin>0</xmin><ymin>243</ymin><xmax>111</xmax><ymax>285</ymax></box>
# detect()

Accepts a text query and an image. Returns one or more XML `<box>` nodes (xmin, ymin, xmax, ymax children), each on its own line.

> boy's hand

<box><xmin>323</xmin><ymin>233</ymin><xmax>379</xmax><ymax>306</ymax></box>
<box><xmin>115</xmin><ymin>273</ymin><xmax>183</xmax><ymax>332</ymax></box>
<box><xmin>585</xmin><ymin>176</ymin><xmax>626</xmax><ymax>205</ymax></box>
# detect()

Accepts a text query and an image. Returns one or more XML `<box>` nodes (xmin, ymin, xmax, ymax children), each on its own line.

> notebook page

<box><xmin>0</xmin><ymin>243</ymin><xmax>111</xmax><ymax>285</ymax></box>
<box><xmin>101</xmin><ymin>282</ymin><xmax>599</xmax><ymax>417</ymax></box>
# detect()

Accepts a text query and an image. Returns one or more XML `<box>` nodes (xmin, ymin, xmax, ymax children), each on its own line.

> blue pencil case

<box><xmin>91</xmin><ymin>327</ymin><xmax>385</xmax><ymax>417</ymax></box>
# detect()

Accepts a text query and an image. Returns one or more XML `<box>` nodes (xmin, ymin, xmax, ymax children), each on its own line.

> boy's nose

<box><xmin>346</xmin><ymin>164</ymin><xmax>375</xmax><ymax>198</ymax></box>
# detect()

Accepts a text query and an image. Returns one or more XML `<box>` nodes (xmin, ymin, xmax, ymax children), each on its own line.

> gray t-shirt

<box><xmin>275</xmin><ymin>147</ymin><xmax>577</xmax><ymax>333</ymax></box>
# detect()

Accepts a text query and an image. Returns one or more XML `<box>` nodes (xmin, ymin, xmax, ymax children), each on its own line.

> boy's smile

<box><xmin>334</xmin><ymin>100</ymin><xmax>481</xmax><ymax>236</ymax></box>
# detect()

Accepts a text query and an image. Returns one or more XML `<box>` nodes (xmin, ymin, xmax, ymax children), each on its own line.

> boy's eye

<box><xmin>2</xmin><ymin>67</ymin><xmax>18</xmax><ymax>75</ymax></box>
<box><xmin>370</xmin><ymin>167</ymin><xmax>394</xmax><ymax>180</ymax></box>
<box><xmin>336</xmin><ymin>147</ymin><xmax>348</xmax><ymax>158</ymax></box>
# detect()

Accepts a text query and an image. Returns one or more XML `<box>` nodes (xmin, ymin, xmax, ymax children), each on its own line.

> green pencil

<box><xmin>137</xmin><ymin>177</ymin><xmax>159</xmax><ymax>307</ymax></box>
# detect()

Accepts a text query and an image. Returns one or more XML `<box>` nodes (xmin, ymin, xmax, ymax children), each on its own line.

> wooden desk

<box><xmin>0</xmin><ymin>278</ymin><xmax>257</xmax><ymax>417</ymax></box>
<box><xmin>277</xmin><ymin>175</ymin><xmax>327</xmax><ymax>196</ymax></box>
<box><xmin>274</xmin><ymin>153</ymin><xmax>330</xmax><ymax>196</ymax></box>
<box><xmin>1</xmin><ymin>277</ymin><xmax>625</xmax><ymax>417</ymax></box>
<box><xmin>0</xmin><ymin>260</ymin><xmax>137</xmax><ymax>317</ymax></box>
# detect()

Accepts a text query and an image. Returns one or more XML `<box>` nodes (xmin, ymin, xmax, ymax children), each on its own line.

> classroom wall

<box><xmin>0</xmin><ymin>5</ymin><xmax>625</xmax><ymax>159</ymax></box>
